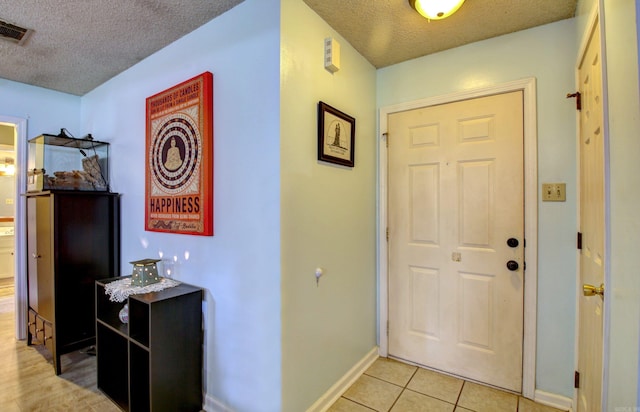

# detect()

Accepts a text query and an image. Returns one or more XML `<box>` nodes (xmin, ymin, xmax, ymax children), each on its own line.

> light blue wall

<box><xmin>377</xmin><ymin>20</ymin><xmax>578</xmax><ymax>397</ymax></box>
<box><xmin>81</xmin><ymin>1</ymin><xmax>282</xmax><ymax>410</ymax></box>
<box><xmin>280</xmin><ymin>0</ymin><xmax>378</xmax><ymax>410</ymax></box>
<box><xmin>0</xmin><ymin>79</ymin><xmax>80</xmax><ymax>140</ymax></box>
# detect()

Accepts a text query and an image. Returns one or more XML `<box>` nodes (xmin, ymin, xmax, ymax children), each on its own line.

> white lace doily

<box><xmin>104</xmin><ymin>277</ymin><xmax>180</xmax><ymax>302</ymax></box>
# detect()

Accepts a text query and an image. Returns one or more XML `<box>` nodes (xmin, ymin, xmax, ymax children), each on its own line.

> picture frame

<box><xmin>317</xmin><ymin>101</ymin><xmax>355</xmax><ymax>167</ymax></box>
<box><xmin>145</xmin><ymin>72</ymin><xmax>214</xmax><ymax>236</ymax></box>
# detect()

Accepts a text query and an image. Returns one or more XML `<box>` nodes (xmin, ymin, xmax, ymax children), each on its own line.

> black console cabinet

<box><xmin>96</xmin><ymin>277</ymin><xmax>203</xmax><ymax>412</ymax></box>
<box><xmin>26</xmin><ymin>190</ymin><xmax>120</xmax><ymax>375</ymax></box>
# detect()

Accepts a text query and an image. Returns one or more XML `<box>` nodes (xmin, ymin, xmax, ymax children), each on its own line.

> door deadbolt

<box><xmin>507</xmin><ymin>238</ymin><xmax>519</xmax><ymax>248</ymax></box>
<box><xmin>506</xmin><ymin>260</ymin><xmax>519</xmax><ymax>271</ymax></box>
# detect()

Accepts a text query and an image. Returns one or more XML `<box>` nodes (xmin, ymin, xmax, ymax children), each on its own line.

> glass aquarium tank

<box><xmin>27</xmin><ymin>132</ymin><xmax>110</xmax><ymax>192</ymax></box>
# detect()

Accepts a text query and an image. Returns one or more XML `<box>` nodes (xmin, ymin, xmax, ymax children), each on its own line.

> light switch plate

<box><xmin>542</xmin><ymin>183</ymin><xmax>566</xmax><ymax>202</ymax></box>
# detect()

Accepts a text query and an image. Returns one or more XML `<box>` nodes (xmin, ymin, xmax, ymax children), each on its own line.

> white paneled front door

<box><xmin>388</xmin><ymin>91</ymin><xmax>525</xmax><ymax>392</ymax></box>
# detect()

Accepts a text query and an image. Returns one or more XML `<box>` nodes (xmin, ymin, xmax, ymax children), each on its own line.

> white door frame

<box><xmin>0</xmin><ymin>115</ymin><xmax>28</xmax><ymax>340</ymax></box>
<box><xmin>378</xmin><ymin>77</ymin><xmax>538</xmax><ymax>399</ymax></box>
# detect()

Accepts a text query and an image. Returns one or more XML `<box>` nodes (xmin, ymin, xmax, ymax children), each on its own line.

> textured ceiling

<box><xmin>0</xmin><ymin>0</ymin><xmax>577</xmax><ymax>96</ymax></box>
<box><xmin>0</xmin><ymin>0</ymin><xmax>244</xmax><ymax>96</ymax></box>
<box><xmin>303</xmin><ymin>0</ymin><xmax>578</xmax><ymax>68</ymax></box>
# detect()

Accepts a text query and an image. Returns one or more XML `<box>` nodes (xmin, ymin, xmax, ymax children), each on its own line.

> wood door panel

<box><xmin>458</xmin><ymin>160</ymin><xmax>493</xmax><ymax>248</ymax></box>
<box><xmin>458</xmin><ymin>272</ymin><xmax>494</xmax><ymax>351</ymax></box>
<box><xmin>409</xmin><ymin>266</ymin><xmax>440</xmax><ymax>338</ymax></box>
<box><xmin>409</xmin><ymin>164</ymin><xmax>440</xmax><ymax>243</ymax></box>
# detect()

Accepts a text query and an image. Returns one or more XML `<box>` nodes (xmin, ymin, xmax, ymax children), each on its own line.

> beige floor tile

<box><xmin>327</xmin><ymin>359</ymin><xmax>566</xmax><ymax>412</ymax></box>
<box><xmin>390</xmin><ymin>389</ymin><xmax>455</xmax><ymax>412</ymax></box>
<box><xmin>407</xmin><ymin>368</ymin><xmax>464</xmax><ymax>404</ymax></box>
<box><xmin>457</xmin><ymin>382</ymin><xmax>518</xmax><ymax>412</ymax></box>
<box><xmin>327</xmin><ymin>397</ymin><xmax>377</xmax><ymax>412</ymax></box>
<box><xmin>343</xmin><ymin>374</ymin><xmax>403</xmax><ymax>412</ymax></box>
<box><xmin>366</xmin><ymin>358</ymin><xmax>418</xmax><ymax>387</ymax></box>
<box><xmin>519</xmin><ymin>397</ymin><xmax>567</xmax><ymax>412</ymax></box>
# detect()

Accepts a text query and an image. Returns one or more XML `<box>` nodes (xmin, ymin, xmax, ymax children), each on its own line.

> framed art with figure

<box><xmin>145</xmin><ymin>72</ymin><xmax>214</xmax><ymax>236</ymax></box>
<box><xmin>318</xmin><ymin>101</ymin><xmax>355</xmax><ymax>167</ymax></box>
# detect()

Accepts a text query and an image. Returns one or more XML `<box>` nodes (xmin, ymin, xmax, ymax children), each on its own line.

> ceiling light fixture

<box><xmin>409</xmin><ymin>0</ymin><xmax>466</xmax><ymax>20</ymax></box>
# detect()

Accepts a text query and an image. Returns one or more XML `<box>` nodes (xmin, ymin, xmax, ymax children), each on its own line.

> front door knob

<box><xmin>506</xmin><ymin>260</ymin><xmax>519</xmax><ymax>271</ymax></box>
<box><xmin>583</xmin><ymin>283</ymin><xmax>604</xmax><ymax>298</ymax></box>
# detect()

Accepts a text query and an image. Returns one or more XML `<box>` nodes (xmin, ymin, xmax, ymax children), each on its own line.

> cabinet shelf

<box><xmin>96</xmin><ymin>277</ymin><xmax>203</xmax><ymax>412</ymax></box>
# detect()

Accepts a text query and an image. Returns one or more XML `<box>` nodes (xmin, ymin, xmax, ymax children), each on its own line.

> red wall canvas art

<box><xmin>145</xmin><ymin>72</ymin><xmax>213</xmax><ymax>236</ymax></box>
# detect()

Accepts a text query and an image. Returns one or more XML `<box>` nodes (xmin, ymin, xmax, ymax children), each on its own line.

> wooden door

<box><xmin>388</xmin><ymin>91</ymin><xmax>525</xmax><ymax>392</ymax></box>
<box><xmin>27</xmin><ymin>196</ymin><xmax>53</xmax><ymax>319</ymax></box>
<box><xmin>576</xmin><ymin>15</ymin><xmax>605</xmax><ymax>412</ymax></box>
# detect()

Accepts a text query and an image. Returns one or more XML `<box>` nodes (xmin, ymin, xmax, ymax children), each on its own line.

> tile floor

<box><xmin>327</xmin><ymin>357</ymin><xmax>566</xmax><ymax>412</ymax></box>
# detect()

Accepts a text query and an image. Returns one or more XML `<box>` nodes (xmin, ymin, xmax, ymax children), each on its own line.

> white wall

<box><xmin>377</xmin><ymin>20</ymin><xmax>578</xmax><ymax>398</ymax></box>
<box><xmin>280</xmin><ymin>1</ymin><xmax>378</xmax><ymax>410</ymax></box>
<box><xmin>0</xmin><ymin>80</ymin><xmax>80</xmax><ymax>140</ymax></box>
<box><xmin>81</xmin><ymin>1</ymin><xmax>283</xmax><ymax>410</ymax></box>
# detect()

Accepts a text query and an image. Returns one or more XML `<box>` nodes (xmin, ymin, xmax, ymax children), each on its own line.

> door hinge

<box><xmin>567</xmin><ymin>91</ymin><xmax>582</xmax><ymax>111</ymax></box>
<box><xmin>386</xmin><ymin>320</ymin><xmax>389</xmax><ymax>337</ymax></box>
<box><xmin>386</xmin><ymin>227</ymin><xmax>389</xmax><ymax>242</ymax></box>
<box><xmin>575</xmin><ymin>371</ymin><xmax>580</xmax><ymax>389</ymax></box>
<box><xmin>383</xmin><ymin>132</ymin><xmax>388</xmax><ymax>148</ymax></box>
<box><xmin>577</xmin><ymin>232</ymin><xmax>583</xmax><ymax>250</ymax></box>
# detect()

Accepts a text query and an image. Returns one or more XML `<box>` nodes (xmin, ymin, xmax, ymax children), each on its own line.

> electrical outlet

<box><xmin>542</xmin><ymin>183</ymin><xmax>566</xmax><ymax>202</ymax></box>
<box><xmin>5</xmin><ymin>198</ymin><xmax>13</xmax><ymax>205</ymax></box>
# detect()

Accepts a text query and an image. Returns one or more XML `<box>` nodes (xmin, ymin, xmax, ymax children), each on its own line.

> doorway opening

<box><xmin>0</xmin><ymin>116</ymin><xmax>27</xmax><ymax>340</ymax></box>
<box><xmin>0</xmin><ymin>124</ymin><xmax>16</xmax><ymax>314</ymax></box>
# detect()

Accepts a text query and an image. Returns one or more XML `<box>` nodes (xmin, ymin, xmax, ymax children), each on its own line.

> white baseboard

<box><xmin>306</xmin><ymin>346</ymin><xmax>380</xmax><ymax>412</ymax></box>
<box><xmin>203</xmin><ymin>347</ymin><xmax>379</xmax><ymax>412</ymax></box>
<box><xmin>203</xmin><ymin>351</ymin><xmax>571</xmax><ymax>412</ymax></box>
<box><xmin>534</xmin><ymin>389</ymin><xmax>574</xmax><ymax>411</ymax></box>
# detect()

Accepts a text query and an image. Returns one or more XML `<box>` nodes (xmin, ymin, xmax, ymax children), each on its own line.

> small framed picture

<box><xmin>318</xmin><ymin>101</ymin><xmax>355</xmax><ymax>167</ymax></box>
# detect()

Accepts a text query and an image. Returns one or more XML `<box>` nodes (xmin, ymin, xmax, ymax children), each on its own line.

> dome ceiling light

<box><xmin>409</xmin><ymin>0</ymin><xmax>466</xmax><ymax>20</ymax></box>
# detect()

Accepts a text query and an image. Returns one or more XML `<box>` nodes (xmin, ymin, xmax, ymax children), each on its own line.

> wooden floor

<box><xmin>0</xmin><ymin>294</ymin><xmax>120</xmax><ymax>411</ymax></box>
